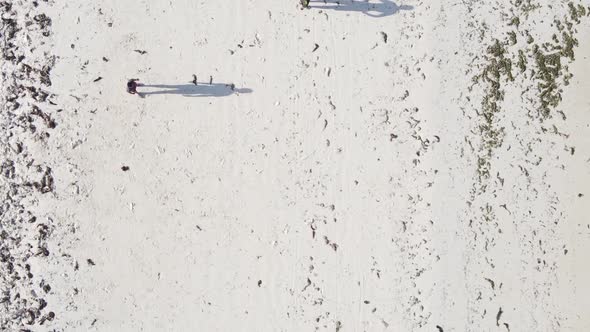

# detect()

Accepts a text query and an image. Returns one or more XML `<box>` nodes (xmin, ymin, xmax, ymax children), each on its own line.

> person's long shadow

<box><xmin>138</xmin><ymin>83</ymin><xmax>252</xmax><ymax>98</ymax></box>
<box><xmin>305</xmin><ymin>0</ymin><xmax>413</xmax><ymax>17</ymax></box>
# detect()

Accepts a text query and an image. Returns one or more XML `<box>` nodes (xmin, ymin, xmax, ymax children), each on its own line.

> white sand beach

<box><xmin>1</xmin><ymin>0</ymin><xmax>589</xmax><ymax>331</ymax></box>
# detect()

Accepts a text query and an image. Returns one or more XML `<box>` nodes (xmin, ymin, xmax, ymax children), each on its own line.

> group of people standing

<box><xmin>126</xmin><ymin>0</ymin><xmax>316</xmax><ymax>96</ymax></box>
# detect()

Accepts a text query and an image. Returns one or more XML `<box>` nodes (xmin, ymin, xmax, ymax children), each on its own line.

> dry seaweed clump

<box><xmin>495</xmin><ymin>2</ymin><xmax>588</xmax><ymax>120</ymax></box>
<box><xmin>568</xmin><ymin>2</ymin><xmax>588</xmax><ymax>23</ymax></box>
<box><xmin>514</xmin><ymin>0</ymin><xmax>540</xmax><ymax>12</ymax></box>
<box><xmin>517</xmin><ymin>50</ymin><xmax>527</xmax><ymax>73</ymax></box>
<box><xmin>532</xmin><ymin>46</ymin><xmax>564</xmax><ymax>118</ymax></box>
<box><xmin>508</xmin><ymin>31</ymin><xmax>517</xmax><ymax>45</ymax></box>
<box><xmin>473</xmin><ymin>39</ymin><xmax>513</xmax><ymax>180</ymax></box>
<box><xmin>508</xmin><ymin>16</ymin><xmax>520</xmax><ymax>28</ymax></box>
<box><xmin>530</xmin><ymin>10</ymin><xmax>583</xmax><ymax>118</ymax></box>
<box><xmin>470</xmin><ymin>0</ymin><xmax>588</xmax><ymax>184</ymax></box>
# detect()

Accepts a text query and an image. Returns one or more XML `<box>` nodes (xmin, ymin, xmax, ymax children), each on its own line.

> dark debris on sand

<box><xmin>0</xmin><ymin>0</ymin><xmax>63</xmax><ymax>330</ymax></box>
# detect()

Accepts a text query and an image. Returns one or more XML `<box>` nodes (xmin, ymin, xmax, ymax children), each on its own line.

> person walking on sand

<box><xmin>300</xmin><ymin>0</ymin><xmax>310</xmax><ymax>8</ymax></box>
<box><xmin>126</xmin><ymin>78</ymin><xmax>142</xmax><ymax>95</ymax></box>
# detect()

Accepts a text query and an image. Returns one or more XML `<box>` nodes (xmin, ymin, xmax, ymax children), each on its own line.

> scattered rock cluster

<box><xmin>1</xmin><ymin>0</ymin><xmax>59</xmax><ymax>329</ymax></box>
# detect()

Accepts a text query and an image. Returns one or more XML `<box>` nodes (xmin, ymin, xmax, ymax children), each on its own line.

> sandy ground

<box><xmin>1</xmin><ymin>0</ymin><xmax>590</xmax><ymax>331</ymax></box>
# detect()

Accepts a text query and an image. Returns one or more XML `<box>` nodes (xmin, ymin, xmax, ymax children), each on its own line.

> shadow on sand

<box><xmin>138</xmin><ymin>83</ymin><xmax>252</xmax><ymax>98</ymax></box>
<box><xmin>305</xmin><ymin>0</ymin><xmax>413</xmax><ymax>17</ymax></box>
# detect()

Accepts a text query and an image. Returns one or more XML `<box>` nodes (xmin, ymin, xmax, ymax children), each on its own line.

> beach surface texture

<box><xmin>1</xmin><ymin>0</ymin><xmax>589</xmax><ymax>331</ymax></box>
